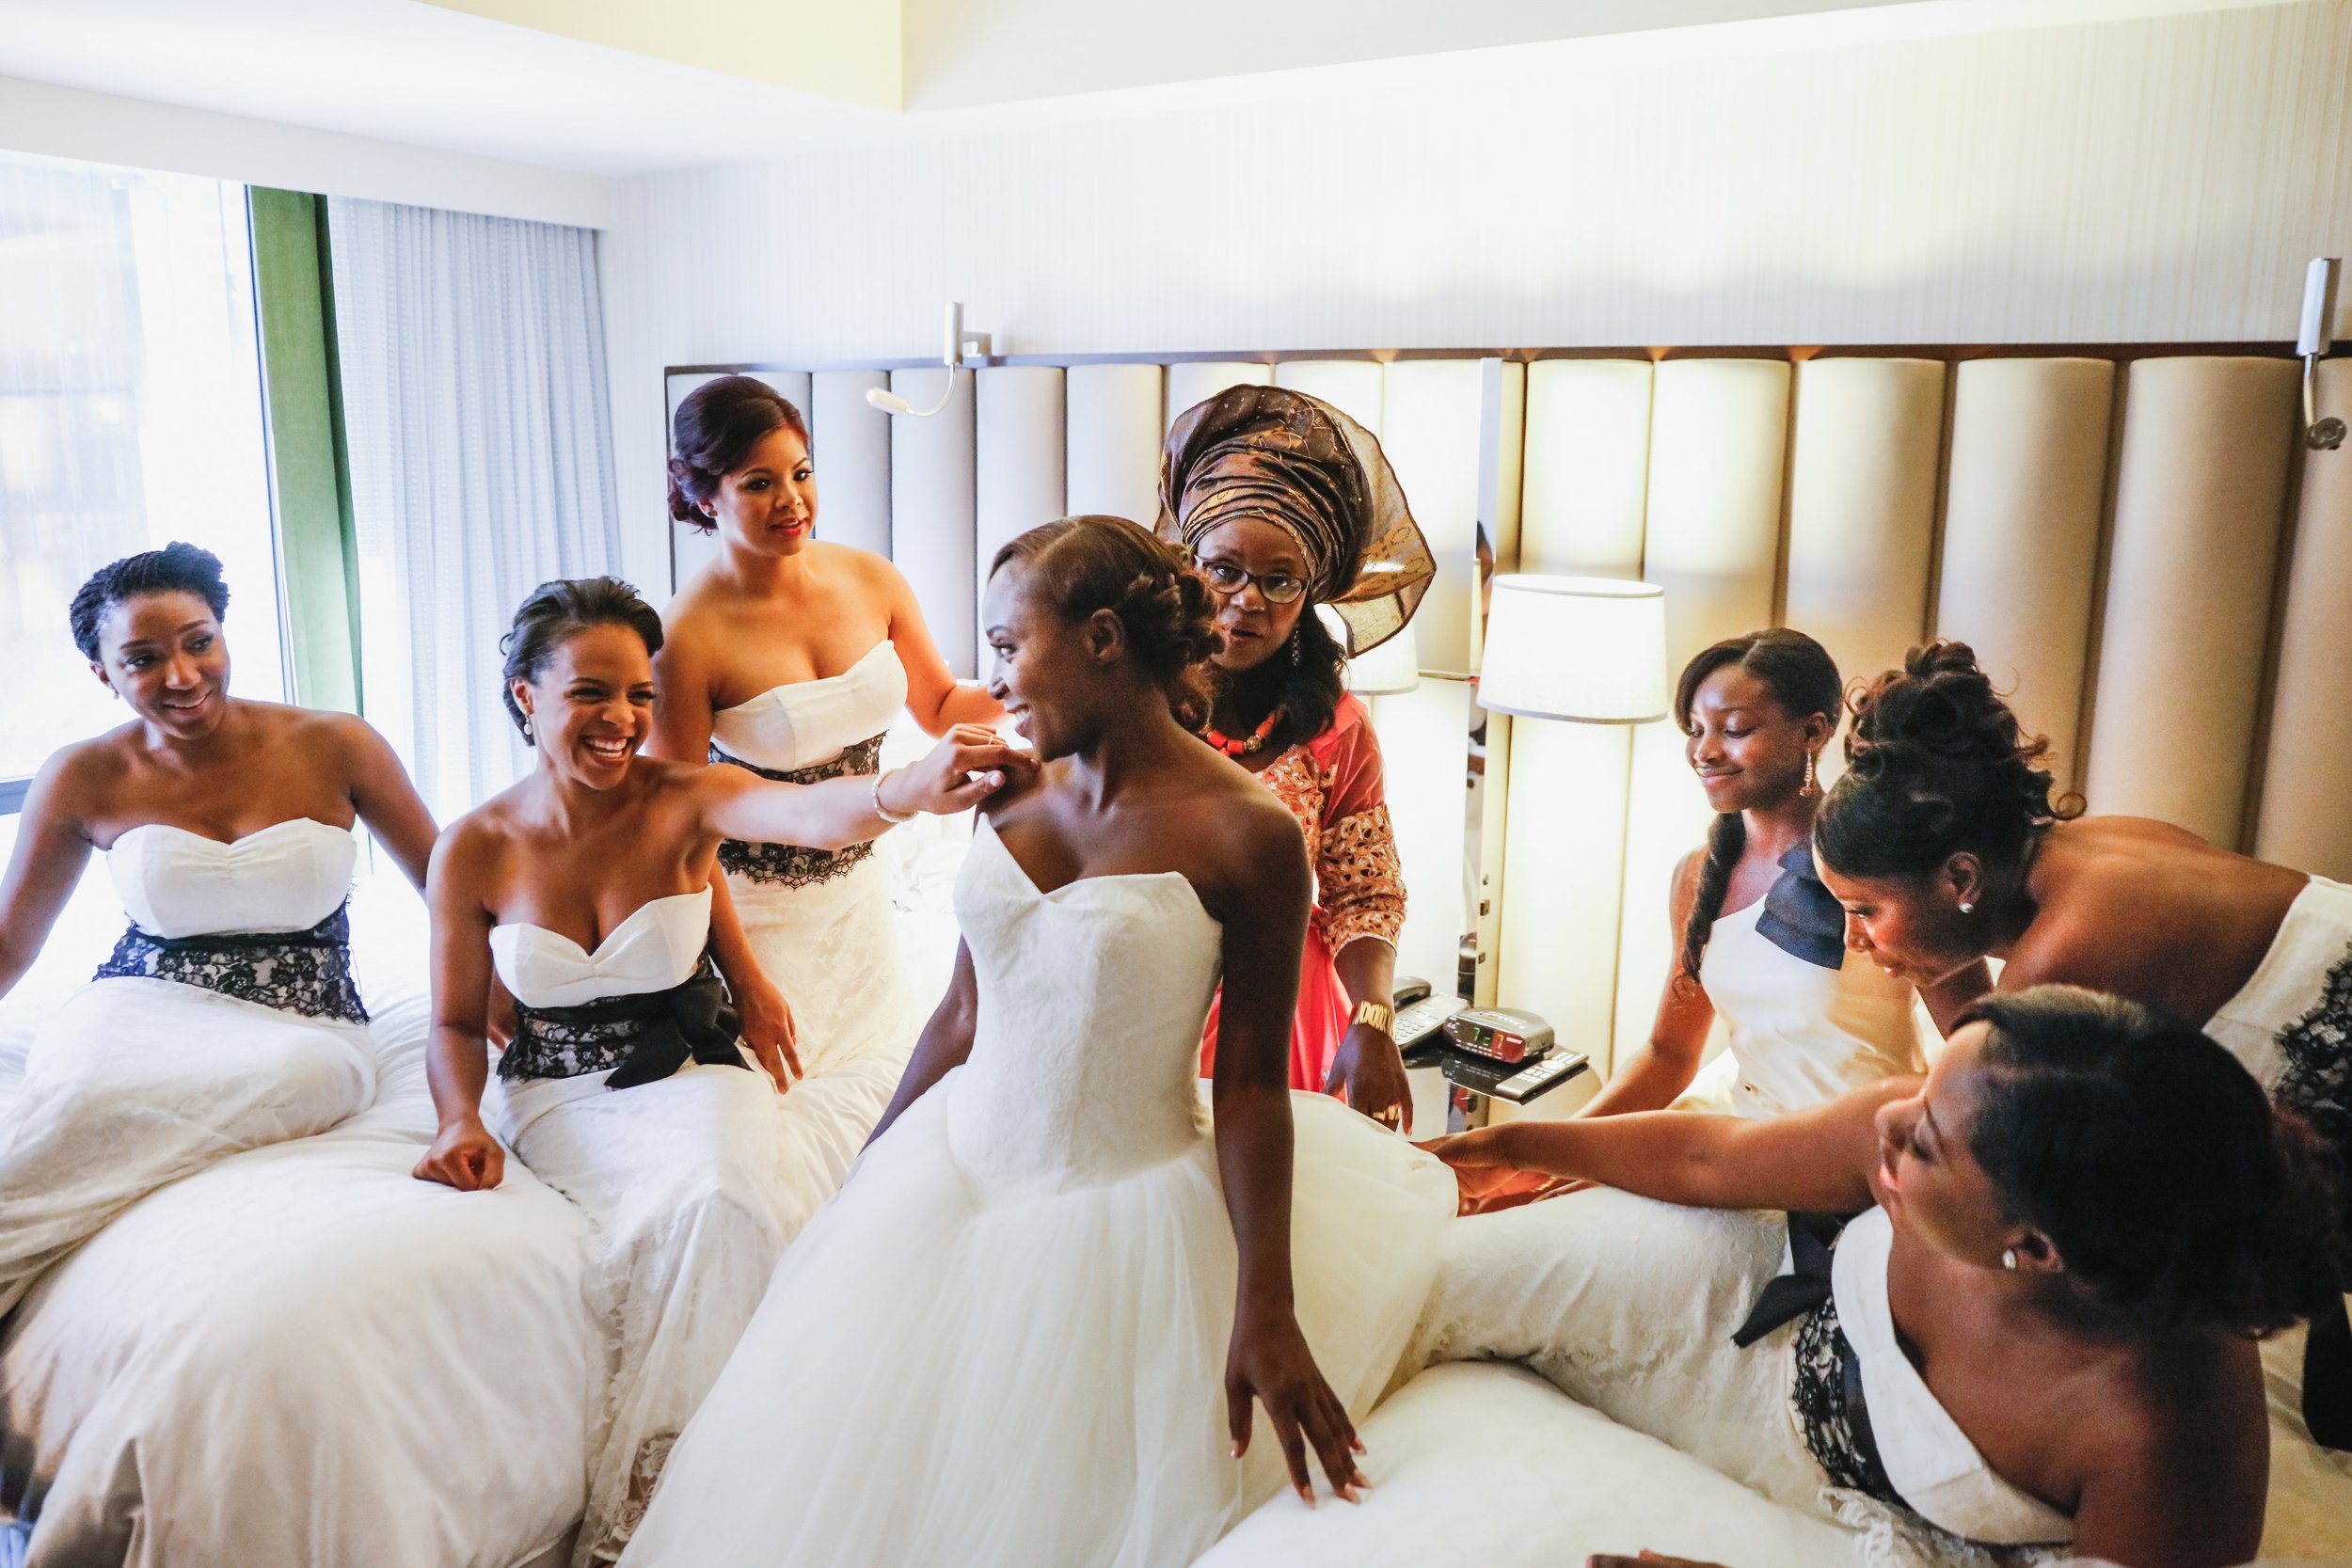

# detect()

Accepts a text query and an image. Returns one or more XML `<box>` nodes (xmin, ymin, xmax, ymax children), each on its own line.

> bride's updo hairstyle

<box><xmin>1963</xmin><ymin>985</ymin><xmax>2344</xmax><ymax>1338</ymax></box>
<box><xmin>668</xmin><ymin>374</ymin><xmax>811</xmax><ymax>531</ymax></box>
<box><xmin>500</xmin><ymin>577</ymin><xmax>666</xmax><ymax>736</ymax></box>
<box><xmin>990</xmin><ymin>515</ymin><xmax>1221</xmax><ymax>730</ymax></box>
<box><xmin>1813</xmin><ymin>640</ymin><xmax>2079</xmax><ymax>880</ymax></box>
<box><xmin>70</xmin><ymin>541</ymin><xmax>231</xmax><ymax>661</ymax></box>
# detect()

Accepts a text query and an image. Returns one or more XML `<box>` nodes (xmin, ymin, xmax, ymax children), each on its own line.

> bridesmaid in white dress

<box><xmin>0</xmin><ymin>542</ymin><xmax>437</xmax><ymax>1312</ymax></box>
<box><xmin>648</xmin><ymin>375</ymin><xmax>1003</xmax><ymax>1221</ymax></box>
<box><xmin>1580</xmin><ymin>629</ymin><xmax>1931</xmax><ymax>1123</ymax></box>
<box><xmin>621</xmin><ymin>517</ymin><xmax>1454</xmax><ymax>1568</ymax></box>
<box><xmin>412</xmin><ymin>576</ymin><xmax>1023</xmax><ymax>1567</ymax></box>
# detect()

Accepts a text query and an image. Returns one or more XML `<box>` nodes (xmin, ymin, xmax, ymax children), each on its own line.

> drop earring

<box><xmin>1801</xmin><ymin>752</ymin><xmax>1819</xmax><ymax>797</ymax></box>
<box><xmin>1288</xmin><ymin>625</ymin><xmax>1301</xmax><ymax>667</ymax></box>
<box><xmin>522</xmin><ymin>716</ymin><xmax>534</xmax><ymax>741</ymax></box>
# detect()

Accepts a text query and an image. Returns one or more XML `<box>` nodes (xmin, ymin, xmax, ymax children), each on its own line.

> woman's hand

<box><xmin>1326</xmin><ymin>1023</ymin><xmax>1412</xmax><ymax>1132</ymax></box>
<box><xmin>876</xmin><ymin>724</ymin><xmax>1034</xmax><ymax>817</ymax></box>
<box><xmin>1227</xmin><ymin>1303</ymin><xmax>1366</xmax><ymax>1506</ymax></box>
<box><xmin>736</xmin><ymin>972</ymin><xmax>803</xmax><ymax>1090</ymax></box>
<box><xmin>1420</xmin><ymin>1127</ymin><xmax>1563</xmax><ymax>1215</ymax></box>
<box><xmin>414</xmin><ymin>1116</ymin><xmax>505</xmax><ymax>1191</ymax></box>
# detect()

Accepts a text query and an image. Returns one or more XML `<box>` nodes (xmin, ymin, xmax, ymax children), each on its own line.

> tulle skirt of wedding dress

<box><xmin>0</xmin><ymin>976</ymin><xmax>374</xmax><ymax>1315</ymax></box>
<box><xmin>620</xmin><ymin>1078</ymin><xmax>1454</xmax><ymax>1568</ymax></box>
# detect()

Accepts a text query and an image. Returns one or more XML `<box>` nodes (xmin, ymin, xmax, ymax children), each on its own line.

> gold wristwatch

<box><xmin>1351</xmin><ymin>1001</ymin><xmax>1394</xmax><ymax>1037</ymax></box>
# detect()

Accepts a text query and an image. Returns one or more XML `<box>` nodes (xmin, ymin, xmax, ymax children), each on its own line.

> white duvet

<box><xmin>0</xmin><ymin>879</ymin><xmax>595</xmax><ymax>1568</ymax></box>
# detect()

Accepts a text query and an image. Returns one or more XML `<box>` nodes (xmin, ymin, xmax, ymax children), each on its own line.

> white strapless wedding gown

<box><xmin>621</xmin><ymin>819</ymin><xmax>1455</xmax><ymax>1568</ymax></box>
<box><xmin>0</xmin><ymin>818</ymin><xmax>377</xmax><ymax>1314</ymax></box>
<box><xmin>488</xmin><ymin>886</ymin><xmax>804</xmax><ymax>1567</ymax></box>
<box><xmin>708</xmin><ymin>641</ymin><xmax>919</xmax><ymax>1228</ymax></box>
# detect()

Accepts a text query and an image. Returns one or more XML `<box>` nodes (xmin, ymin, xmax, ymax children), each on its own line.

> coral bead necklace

<box><xmin>1204</xmin><ymin>707</ymin><xmax>1283</xmax><ymax>757</ymax></box>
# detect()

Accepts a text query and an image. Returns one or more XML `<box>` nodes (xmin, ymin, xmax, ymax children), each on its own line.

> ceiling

<box><xmin>0</xmin><ymin>0</ymin><xmax>2288</xmax><ymax>176</ymax></box>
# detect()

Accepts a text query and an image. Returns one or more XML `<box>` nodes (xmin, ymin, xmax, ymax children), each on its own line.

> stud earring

<box><xmin>2001</xmin><ymin>1248</ymin><xmax>2018</xmax><ymax>1271</ymax></box>
<box><xmin>1959</xmin><ymin>900</ymin><xmax>1975</xmax><ymax>915</ymax></box>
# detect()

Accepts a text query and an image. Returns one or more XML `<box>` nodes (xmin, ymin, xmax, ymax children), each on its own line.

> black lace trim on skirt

<box><xmin>92</xmin><ymin>903</ymin><xmax>369</xmax><ymax>1024</ymax></box>
<box><xmin>710</xmin><ymin>734</ymin><xmax>886</xmax><ymax>890</ymax></box>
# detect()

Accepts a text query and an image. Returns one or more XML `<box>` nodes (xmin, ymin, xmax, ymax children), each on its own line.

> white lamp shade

<box><xmin>1321</xmin><ymin>604</ymin><xmax>1420</xmax><ymax>695</ymax></box>
<box><xmin>1478</xmin><ymin>575</ymin><xmax>1668</xmax><ymax>722</ymax></box>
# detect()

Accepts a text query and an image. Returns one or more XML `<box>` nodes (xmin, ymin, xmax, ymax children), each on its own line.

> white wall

<box><xmin>602</xmin><ymin>1</ymin><xmax>2352</xmax><ymax>588</ymax></box>
<box><xmin>0</xmin><ymin>75</ymin><xmax>613</xmax><ymax>228</ymax></box>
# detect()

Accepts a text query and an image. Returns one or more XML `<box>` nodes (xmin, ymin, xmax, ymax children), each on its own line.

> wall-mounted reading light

<box><xmin>866</xmin><ymin>302</ymin><xmax>993</xmax><ymax>418</ymax></box>
<box><xmin>2299</xmin><ymin>257</ymin><xmax>2344</xmax><ymax>451</ymax></box>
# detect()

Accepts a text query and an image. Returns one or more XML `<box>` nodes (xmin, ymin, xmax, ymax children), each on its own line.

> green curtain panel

<box><xmin>248</xmin><ymin>187</ymin><xmax>361</xmax><ymax>713</ymax></box>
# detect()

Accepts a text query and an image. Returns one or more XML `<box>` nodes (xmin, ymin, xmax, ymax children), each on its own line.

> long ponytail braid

<box><xmin>1671</xmin><ymin>628</ymin><xmax>1844</xmax><ymax>983</ymax></box>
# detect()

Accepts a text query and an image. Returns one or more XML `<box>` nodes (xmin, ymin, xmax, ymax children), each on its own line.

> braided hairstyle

<box><xmin>70</xmin><ymin>541</ymin><xmax>230</xmax><ymax>661</ymax></box>
<box><xmin>1813</xmin><ymin>640</ymin><xmax>2079</xmax><ymax>882</ymax></box>
<box><xmin>989</xmin><ymin>515</ymin><xmax>1222</xmax><ymax>730</ymax></box>
<box><xmin>668</xmin><ymin>375</ymin><xmax>811</xmax><ymax>531</ymax></box>
<box><xmin>500</xmin><ymin>577</ymin><xmax>666</xmax><ymax>736</ymax></box>
<box><xmin>1963</xmin><ymin>985</ymin><xmax>2345</xmax><ymax>1338</ymax></box>
<box><xmin>1674</xmin><ymin>629</ymin><xmax>1845</xmax><ymax>981</ymax></box>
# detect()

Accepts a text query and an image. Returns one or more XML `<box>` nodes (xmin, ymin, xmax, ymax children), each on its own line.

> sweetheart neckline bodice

<box><xmin>715</xmin><ymin>640</ymin><xmax>900</xmax><ymax>719</ymax></box>
<box><xmin>490</xmin><ymin>886</ymin><xmax>713</xmax><ymax>1009</ymax></box>
<box><xmin>103</xmin><ymin>816</ymin><xmax>358</xmax><ymax>939</ymax></box>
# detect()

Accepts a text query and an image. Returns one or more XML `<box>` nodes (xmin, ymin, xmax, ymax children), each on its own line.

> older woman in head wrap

<box><xmin>1159</xmin><ymin>385</ymin><xmax>1435</xmax><ymax>1131</ymax></box>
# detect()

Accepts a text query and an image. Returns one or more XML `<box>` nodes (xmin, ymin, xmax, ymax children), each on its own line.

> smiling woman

<box><xmin>0</xmin><ymin>540</ymin><xmax>438</xmax><ymax>1313</ymax></box>
<box><xmin>412</xmin><ymin>574</ymin><xmax>1025</xmax><ymax>1565</ymax></box>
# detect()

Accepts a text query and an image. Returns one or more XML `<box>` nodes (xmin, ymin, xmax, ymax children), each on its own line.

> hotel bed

<box><xmin>0</xmin><ymin>879</ymin><xmax>594</xmax><ymax>1568</ymax></box>
<box><xmin>1202</xmin><ymin>1190</ymin><xmax>2352</xmax><ymax>1568</ymax></box>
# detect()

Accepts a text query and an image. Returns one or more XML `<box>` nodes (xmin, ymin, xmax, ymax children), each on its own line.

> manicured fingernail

<box><xmin>1231</xmin><ymin>1442</ymin><xmax>1243</xmax><ymax>1458</ymax></box>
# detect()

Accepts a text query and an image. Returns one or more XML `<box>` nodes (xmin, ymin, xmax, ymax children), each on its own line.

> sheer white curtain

<box><xmin>326</xmin><ymin>198</ymin><xmax>620</xmax><ymax>817</ymax></box>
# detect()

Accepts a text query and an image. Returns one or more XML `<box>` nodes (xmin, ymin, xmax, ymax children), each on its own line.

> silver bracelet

<box><xmin>872</xmin><ymin>768</ymin><xmax>918</xmax><ymax>825</ymax></box>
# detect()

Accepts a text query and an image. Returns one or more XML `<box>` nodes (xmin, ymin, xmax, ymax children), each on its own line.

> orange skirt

<box><xmin>1199</xmin><ymin>915</ymin><xmax>1352</xmax><ymax>1093</ymax></box>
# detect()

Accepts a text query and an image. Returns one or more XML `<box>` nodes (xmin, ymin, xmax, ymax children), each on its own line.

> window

<box><xmin>0</xmin><ymin>152</ymin><xmax>287</xmax><ymax>810</ymax></box>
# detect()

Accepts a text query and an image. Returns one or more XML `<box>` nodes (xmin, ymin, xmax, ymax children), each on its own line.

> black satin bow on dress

<box><xmin>510</xmin><ymin>971</ymin><xmax>750</xmax><ymax>1091</ymax></box>
<box><xmin>1756</xmin><ymin>842</ymin><xmax>1848</xmax><ymax>972</ymax></box>
<box><xmin>1731</xmin><ymin>1211</ymin><xmax>1850</xmax><ymax>1347</ymax></box>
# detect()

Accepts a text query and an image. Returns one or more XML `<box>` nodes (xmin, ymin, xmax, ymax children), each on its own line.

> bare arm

<box><xmin>882</xmin><ymin>561</ymin><xmax>1004</xmax><ymax>734</ymax></box>
<box><xmin>645</xmin><ymin>617</ymin><xmax>799</xmax><ymax>1085</ymax></box>
<box><xmin>865</xmin><ymin>938</ymin><xmax>979</xmax><ymax>1148</ymax></box>
<box><xmin>340</xmin><ymin>716</ymin><xmax>438</xmax><ymax>890</ymax></box>
<box><xmin>692</xmin><ymin>727</ymin><xmax>1026</xmax><ymax>848</ymax></box>
<box><xmin>0</xmin><ymin>752</ymin><xmax>97</xmax><ymax>1003</ymax></box>
<box><xmin>2068</xmin><ymin>1409</ymin><xmax>2266</xmax><ymax>1568</ymax></box>
<box><xmin>1433</xmin><ymin>1076</ymin><xmax>1901</xmax><ymax>1214</ymax></box>
<box><xmin>412</xmin><ymin>827</ymin><xmax>506</xmax><ymax>1191</ymax></box>
<box><xmin>1209</xmin><ymin>807</ymin><xmax>1366</xmax><ymax>1503</ymax></box>
<box><xmin>1578</xmin><ymin>851</ymin><xmax>1717</xmax><ymax>1117</ymax></box>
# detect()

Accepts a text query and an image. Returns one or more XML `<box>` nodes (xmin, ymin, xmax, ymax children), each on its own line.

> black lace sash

<box><xmin>498</xmin><ymin>958</ymin><xmax>749</xmax><ymax>1088</ymax></box>
<box><xmin>93</xmin><ymin>903</ymin><xmax>369</xmax><ymax>1024</ymax></box>
<box><xmin>710</xmin><ymin>734</ymin><xmax>886</xmax><ymax>890</ymax></box>
<box><xmin>1733</xmin><ymin>1212</ymin><xmax>1910</xmax><ymax>1516</ymax></box>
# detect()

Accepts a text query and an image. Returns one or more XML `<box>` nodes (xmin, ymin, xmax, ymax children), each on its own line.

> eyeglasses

<box><xmin>1196</xmin><ymin>558</ymin><xmax>1309</xmax><ymax>605</ymax></box>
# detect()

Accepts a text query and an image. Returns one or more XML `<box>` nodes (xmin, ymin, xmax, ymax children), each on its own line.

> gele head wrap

<box><xmin>1156</xmin><ymin>384</ymin><xmax>1435</xmax><ymax>656</ymax></box>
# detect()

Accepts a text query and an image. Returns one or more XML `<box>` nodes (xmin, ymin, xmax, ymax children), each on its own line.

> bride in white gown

<box><xmin>0</xmin><ymin>542</ymin><xmax>437</xmax><ymax>1315</ymax></box>
<box><xmin>413</xmin><ymin>576</ymin><xmax>1025</xmax><ymax>1566</ymax></box>
<box><xmin>622</xmin><ymin>516</ymin><xmax>1455</xmax><ymax>1568</ymax></box>
<box><xmin>650</xmin><ymin>375</ymin><xmax>1007</xmax><ymax>1230</ymax></box>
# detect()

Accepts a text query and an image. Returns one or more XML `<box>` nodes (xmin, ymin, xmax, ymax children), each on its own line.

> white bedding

<box><xmin>1197</xmin><ymin>1360</ymin><xmax>1867</xmax><ymax>1568</ymax></box>
<box><xmin>1406</xmin><ymin>1189</ymin><xmax>2352</xmax><ymax>1566</ymax></box>
<box><xmin>0</xmin><ymin>877</ymin><xmax>596</xmax><ymax>1568</ymax></box>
